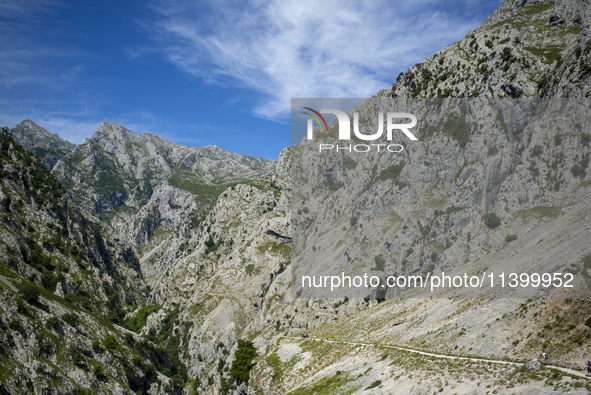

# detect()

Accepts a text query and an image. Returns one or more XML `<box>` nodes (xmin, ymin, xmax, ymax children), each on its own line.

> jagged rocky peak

<box><xmin>90</xmin><ymin>121</ymin><xmax>141</xmax><ymax>144</ymax></box>
<box><xmin>11</xmin><ymin>119</ymin><xmax>75</xmax><ymax>149</ymax></box>
<box><xmin>484</xmin><ymin>0</ymin><xmax>589</xmax><ymax>27</ymax></box>
<box><xmin>13</xmin><ymin>119</ymin><xmax>53</xmax><ymax>138</ymax></box>
<box><xmin>9</xmin><ymin>119</ymin><xmax>76</xmax><ymax>169</ymax></box>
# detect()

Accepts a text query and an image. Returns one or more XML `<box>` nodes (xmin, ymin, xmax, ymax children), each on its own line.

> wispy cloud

<box><xmin>143</xmin><ymin>0</ymin><xmax>495</xmax><ymax>119</ymax></box>
<box><xmin>0</xmin><ymin>0</ymin><xmax>60</xmax><ymax>20</ymax></box>
<box><xmin>0</xmin><ymin>0</ymin><xmax>95</xmax><ymax>95</ymax></box>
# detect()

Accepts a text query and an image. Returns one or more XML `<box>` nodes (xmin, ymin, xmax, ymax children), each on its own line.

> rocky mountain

<box><xmin>10</xmin><ymin>120</ymin><xmax>76</xmax><ymax>168</ymax></box>
<box><xmin>51</xmin><ymin>121</ymin><xmax>275</xmax><ymax>212</ymax></box>
<box><xmin>384</xmin><ymin>0</ymin><xmax>591</xmax><ymax>99</ymax></box>
<box><xmin>0</xmin><ymin>128</ymin><xmax>187</xmax><ymax>393</ymax></box>
<box><xmin>11</xmin><ymin>120</ymin><xmax>276</xmax><ymax>249</ymax></box>
<box><xmin>2</xmin><ymin>0</ymin><xmax>591</xmax><ymax>394</ymax></box>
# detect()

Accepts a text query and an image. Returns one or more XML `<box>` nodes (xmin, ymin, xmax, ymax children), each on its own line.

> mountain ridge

<box><xmin>386</xmin><ymin>0</ymin><xmax>591</xmax><ymax>99</ymax></box>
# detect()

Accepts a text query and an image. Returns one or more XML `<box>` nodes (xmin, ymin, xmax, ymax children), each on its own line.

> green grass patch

<box><xmin>343</xmin><ymin>155</ymin><xmax>358</xmax><ymax>170</ymax></box>
<box><xmin>124</xmin><ymin>304</ymin><xmax>160</xmax><ymax>333</ymax></box>
<box><xmin>442</xmin><ymin>115</ymin><xmax>469</xmax><ymax>147</ymax></box>
<box><xmin>514</xmin><ymin>206</ymin><xmax>561</xmax><ymax>221</ymax></box>
<box><xmin>523</xmin><ymin>45</ymin><xmax>566</xmax><ymax>64</ymax></box>
<box><xmin>287</xmin><ymin>371</ymin><xmax>355</xmax><ymax>395</ymax></box>
<box><xmin>167</xmin><ymin>171</ymin><xmax>246</xmax><ymax>207</ymax></box>
<box><xmin>520</xmin><ymin>3</ymin><xmax>553</xmax><ymax>16</ymax></box>
<box><xmin>249</xmin><ymin>179</ymin><xmax>280</xmax><ymax>200</ymax></box>
<box><xmin>376</xmin><ymin>161</ymin><xmax>405</xmax><ymax>182</ymax></box>
<box><xmin>266</xmin><ymin>352</ymin><xmax>282</xmax><ymax>381</ymax></box>
<box><xmin>256</xmin><ymin>241</ymin><xmax>291</xmax><ymax>258</ymax></box>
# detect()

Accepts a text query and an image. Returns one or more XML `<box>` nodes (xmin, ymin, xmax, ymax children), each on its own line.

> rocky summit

<box><xmin>1</xmin><ymin>1</ymin><xmax>591</xmax><ymax>394</ymax></box>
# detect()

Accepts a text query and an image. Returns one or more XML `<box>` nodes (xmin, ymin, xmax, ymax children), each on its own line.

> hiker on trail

<box><xmin>542</xmin><ymin>352</ymin><xmax>548</xmax><ymax>363</ymax></box>
<box><xmin>587</xmin><ymin>360</ymin><xmax>591</xmax><ymax>376</ymax></box>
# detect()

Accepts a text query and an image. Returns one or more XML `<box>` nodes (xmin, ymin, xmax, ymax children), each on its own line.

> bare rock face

<box><xmin>111</xmin><ymin>181</ymin><xmax>198</xmax><ymax>248</ymax></box>
<box><xmin>525</xmin><ymin>358</ymin><xmax>541</xmax><ymax>370</ymax></box>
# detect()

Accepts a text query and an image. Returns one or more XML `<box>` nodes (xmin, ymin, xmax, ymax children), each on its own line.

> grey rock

<box><xmin>10</xmin><ymin>119</ymin><xmax>76</xmax><ymax>168</ymax></box>
<box><xmin>54</xmin><ymin>282</ymin><xmax>65</xmax><ymax>298</ymax></box>
<box><xmin>525</xmin><ymin>358</ymin><xmax>541</xmax><ymax>370</ymax></box>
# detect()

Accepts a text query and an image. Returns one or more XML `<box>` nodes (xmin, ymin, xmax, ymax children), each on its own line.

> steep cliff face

<box><xmin>0</xmin><ymin>128</ymin><xmax>188</xmax><ymax>394</ymax></box>
<box><xmin>291</xmin><ymin>97</ymin><xmax>591</xmax><ymax>295</ymax></box>
<box><xmin>386</xmin><ymin>0</ymin><xmax>591</xmax><ymax>99</ymax></box>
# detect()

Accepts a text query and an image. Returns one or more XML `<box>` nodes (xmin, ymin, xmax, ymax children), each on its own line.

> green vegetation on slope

<box><xmin>168</xmin><ymin>171</ymin><xmax>247</xmax><ymax>208</ymax></box>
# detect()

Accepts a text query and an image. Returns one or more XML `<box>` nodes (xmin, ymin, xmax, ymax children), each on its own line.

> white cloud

<box><xmin>144</xmin><ymin>0</ymin><xmax>494</xmax><ymax>119</ymax></box>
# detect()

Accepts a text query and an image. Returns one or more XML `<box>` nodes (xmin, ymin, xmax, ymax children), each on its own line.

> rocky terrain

<box><xmin>384</xmin><ymin>0</ymin><xmax>591</xmax><ymax>99</ymax></box>
<box><xmin>1</xmin><ymin>0</ymin><xmax>591</xmax><ymax>394</ymax></box>
<box><xmin>0</xmin><ymin>128</ymin><xmax>177</xmax><ymax>393</ymax></box>
<box><xmin>10</xmin><ymin>120</ymin><xmax>76</xmax><ymax>168</ymax></box>
<box><xmin>10</xmin><ymin>120</ymin><xmax>276</xmax><ymax>249</ymax></box>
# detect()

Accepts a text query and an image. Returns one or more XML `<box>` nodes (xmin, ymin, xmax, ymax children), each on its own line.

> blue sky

<box><xmin>0</xmin><ymin>0</ymin><xmax>502</xmax><ymax>159</ymax></box>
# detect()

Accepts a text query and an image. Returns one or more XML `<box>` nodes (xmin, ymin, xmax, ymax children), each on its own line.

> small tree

<box><xmin>505</xmin><ymin>235</ymin><xmax>517</xmax><ymax>243</ymax></box>
<box><xmin>93</xmin><ymin>364</ymin><xmax>106</xmax><ymax>380</ymax></box>
<box><xmin>45</xmin><ymin>317</ymin><xmax>60</xmax><ymax>330</ymax></box>
<box><xmin>231</xmin><ymin>340</ymin><xmax>257</xmax><ymax>383</ymax></box>
<box><xmin>482</xmin><ymin>212</ymin><xmax>501</xmax><ymax>229</ymax></box>
<box><xmin>20</xmin><ymin>284</ymin><xmax>40</xmax><ymax>304</ymax></box>
<box><xmin>70</xmin><ymin>345</ymin><xmax>85</xmax><ymax>367</ymax></box>
<box><xmin>91</xmin><ymin>339</ymin><xmax>101</xmax><ymax>351</ymax></box>
<box><xmin>143</xmin><ymin>363</ymin><xmax>157</xmax><ymax>382</ymax></box>
<box><xmin>61</xmin><ymin>312</ymin><xmax>79</xmax><ymax>327</ymax></box>
<box><xmin>103</xmin><ymin>335</ymin><xmax>118</xmax><ymax>351</ymax></box>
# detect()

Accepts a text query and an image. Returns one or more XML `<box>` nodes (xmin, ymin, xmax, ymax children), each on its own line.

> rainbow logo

<box><xmin>302</xmin><ymin>107</ymin><xmax>328</xmax><ymax>131</ymax></box>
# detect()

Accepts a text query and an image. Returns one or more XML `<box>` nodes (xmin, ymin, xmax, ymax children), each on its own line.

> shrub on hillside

<box><xmin>505</xmin><ymin>235</ymin><xmax>517</xmax><ymax>243</ymax></box>
<box><xmin>231</xmin><ymin>340</ymin><xmax>257</xmax><ymax>383</ymax></box>
<box><xmin>482</xmin><ymin>212</ymin><xmax>501</xmax><ymax>229</ymax></box>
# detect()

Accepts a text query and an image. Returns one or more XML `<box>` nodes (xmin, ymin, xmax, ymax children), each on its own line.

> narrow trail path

<box><xmin>283</xmin><ymin>336</ymin><xmax>591</xmax><ymax>380</ymax></box>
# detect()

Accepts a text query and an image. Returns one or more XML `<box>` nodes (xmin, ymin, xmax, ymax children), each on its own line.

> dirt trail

<box><xmin>284</xmin><ymin>336</ymin><xmax>591</xmax><ymax>380</ymax></box>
